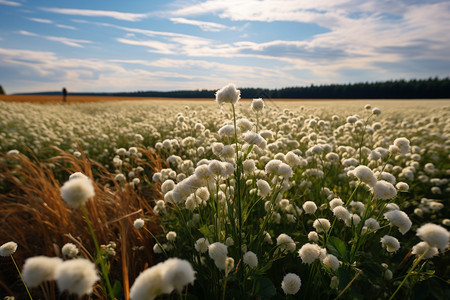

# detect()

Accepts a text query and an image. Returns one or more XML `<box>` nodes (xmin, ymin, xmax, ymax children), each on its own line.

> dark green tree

<box><xmin>0</xmin><ymin>85</ymin><xmax>5</xmax><ymax>95</ymax></box>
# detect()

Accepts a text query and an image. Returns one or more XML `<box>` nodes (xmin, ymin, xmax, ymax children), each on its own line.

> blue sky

<box><xmin>1</xmin><ymin>0</ymin><xmax>449</xmax><ymax>94</ymax></box>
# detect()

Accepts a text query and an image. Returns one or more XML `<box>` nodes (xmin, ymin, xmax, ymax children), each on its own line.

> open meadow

<box><xmin>0</xmin><ymin>91</ymin><xmax>449</xmax><ymax>299</ymax></box>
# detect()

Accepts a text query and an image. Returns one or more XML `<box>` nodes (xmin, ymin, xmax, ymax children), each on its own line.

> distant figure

<box><xmin>62</xmin><ymin>87</ymin><xmax>67</xmax><ymax>103</ymax></box>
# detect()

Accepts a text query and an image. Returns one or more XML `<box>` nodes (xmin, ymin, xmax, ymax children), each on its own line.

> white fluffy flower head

<box><xmin>22</xmin><ymin>256</ymin><xmax>63</xmax><ymax>287</ymax></box>
<box><xmin>416</xmin><ymin>223</ymin><xmax>449</xmax><ymax>251</ymax></box>
<box><xmin>0</xmin><ymin>241</ymin><xmax>17</xmax><ymax>256</ymax></box>
<box><xmin>281</xmin><ymin>273</ymin><xmax>301</xmax><ymax>295</ymax></box>
<box><xmin>380</xmin><ymin>235</ymin><xmax>400</xmax><ymax>253</ymax></box>
<box><xmin>298</xmin><ymin>243</ymin><xmax>322</xmax><ymax>264</ymax></box>
<box><xmin>251</xmin><ymin>98</ymin><xmax>265</xmax><ymax>111</ymax></box>
<box><xmin>55</xmin><ymin>258</ymin><xmax>99</xmax><ymax>297</ymax></box>
<box><xmin>60</xmin><ymin>176</ymin><xmax>95</xmax><ymax>208</ymax></box>
<box><xmin>372</xmin><ymin>180</ymin><xmax>397</xmax><ymax>200</ymax></box>
<box><xmin>384</xmin><ymin>210</ymin><xmax>412</xmax><ymax>235</ymax></box>
<box><xmin>215</xmin><ymin>83</ymin><xmax>240</xmax><ymax>106</ymax></box>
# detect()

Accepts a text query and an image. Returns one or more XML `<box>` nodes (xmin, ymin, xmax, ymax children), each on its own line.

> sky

<box><xmin>0</xmin><ymin>0</ymin><xmax>449</xmax><ymax>94</ymax></box>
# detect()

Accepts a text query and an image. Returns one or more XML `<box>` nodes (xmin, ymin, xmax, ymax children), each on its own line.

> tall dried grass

<box><xmin>0</xmin><ymin>148</ymin><xmax>165</xmax><ymax>299</ymax></box>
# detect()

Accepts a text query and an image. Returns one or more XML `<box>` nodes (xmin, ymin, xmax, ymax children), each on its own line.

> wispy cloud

<box><xmin>116</xmin><ymin>38</ymin><xmax>176</xmax><ymax>54</ymax></box>
<box><xmin>56</xmin><ymin>24</ymin><xmax>77</xmax><ymax>30</ymax></box>
<box><xmin>170</xmin><ymin>17</ymin><xmax>232</xmax><ymax>31</ymax></box>
<box><xmin>28</xmin><ymin>17</ymin><xmax>53</xmax><ymax>24</ymax></box>
<box><xmin>18</xmin><ymin>30</ymin><xmax>92</xmax><ymax>48</ymax></box>
<box><xmin>0</xmin><ymin>0</ymin><xmax>21</xmax><ymax>6</ymax></box>
<box><xmin>0</xmin><ymin>47</ymin><xmax>301</xmax><ymax>93</ymax></box>
<box><xmin>171</xmin><ymin>0</ymin><xmax>450</xmax><ymax>71</ymax></box>
<box><xmin>41</xmin><ymin>7</ymin><xmax>149</xmax><ymax>22</ymax></box>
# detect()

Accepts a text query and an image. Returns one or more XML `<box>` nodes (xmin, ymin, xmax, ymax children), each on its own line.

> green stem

<box><xmin>81</xmin><ymin>205</ymin><xmax>115</xmax><ymax>299</ymax></box>
<box><xmin>222</xmin><ymin>273</ymin><xmax>229</xmax><ymax>300</ymax></box>
<box><xmin>389</xmin><ymin>249</ymin><xmax>430</xmax><ymax>300</ymax></box>
<box><xmin>144</xmin><ymin>227</ymin><xmax>168</xmax><ymax>258</ymax></box>
<box><xmin>10</xmin><ymin>254</ymin><xmax>33</xmax><ymax>300</ymax></box>
<box><xmin>232</xmin><ymin>103</ymin><xmax>244</xmax><ymax>290</ymax></box>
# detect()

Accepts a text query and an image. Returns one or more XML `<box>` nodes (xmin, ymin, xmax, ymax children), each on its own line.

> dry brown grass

<box><xmin>0</xmin><ymin>148</ymin><xmax>166</xmax><ymax>299</ymax></box>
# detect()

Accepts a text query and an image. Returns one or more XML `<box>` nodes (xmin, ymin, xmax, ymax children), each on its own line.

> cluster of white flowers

<box><xmin>130</xmin><ymin>258</ymin><xmax>196</xmax><ymax>300</ymax></box>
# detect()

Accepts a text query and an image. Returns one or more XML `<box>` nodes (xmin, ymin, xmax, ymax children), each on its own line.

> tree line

<box><xmin>109</xmin><ymin>77</ymin><xmax>450</xmax><ymax>99</ymax></box>
<box><xmin>9</xmin><ymin>77</ymin><xmax>450</xmax><ymax>99</ymax></box>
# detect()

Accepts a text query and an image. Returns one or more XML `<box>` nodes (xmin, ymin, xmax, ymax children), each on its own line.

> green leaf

<box><xmin>112</xmin><ymin>280</ymin><xmax>123</xmax><ymax>298</ymax></box>
<box><xmin>198</xmin><ymin>224</ymin><xmax>212</xmax><ymax>237</ymax></box>
<box><xmin>254</xmin><ymin>277</ymin><xmax>276</xmax><ymax>299</ymax></box>
<box><xmin>327</xmin><ymin>236</ymin><xmax>348</xmax><ymax>262</ymax></box>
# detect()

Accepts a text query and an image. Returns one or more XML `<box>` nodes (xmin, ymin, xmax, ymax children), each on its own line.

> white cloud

<box><xmin>116</xmin><ymin>38</ymin><xmax>176</xmax><ymax>54</ymax></box>
<box><xmin>41</xmin><ymin>7</ymin><xmax>148</xmax><ymax>22</ymax></box>
<box><xmin>28</xmin><ymin>18</ymin><xmax>53</xmax><ymax>24</ymax></box>
<box><xmin>19</xmin><ymin>30</ymin><xmax>38</xmax><ymax>36</ymax></box>
<box><xmin>56</xmin><ymin>24</ymin><xmax>77</xmax><ymax>30</ymax></box>
<box><xmin>19</xmin><ymin>30</ymin><xmax>92</xmax><ymax>47</ymax></box>
<box><xmin>171</xmin><ymin>0</ymin><xmax>450</xmax><ymax>67</ymax></box>
<box><xmin>0</xmin><ymin>47</ymin><xmax>301</xmax><ymax>93</ymax></box>
<box><xmin>170</xmin><ymin>17</ymin><xmax>232</xmax><ymax>31</ymax></box>
<box><xmin>0</xmin><ymin>0</ymin><xmax>21</xmax><ymax>6</ymax></box>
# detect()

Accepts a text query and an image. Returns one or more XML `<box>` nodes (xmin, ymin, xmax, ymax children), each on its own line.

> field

<box><xmin>0</xmin><ymin>92</ymin><xmax>449</xmax><ymax>300</ymax></box>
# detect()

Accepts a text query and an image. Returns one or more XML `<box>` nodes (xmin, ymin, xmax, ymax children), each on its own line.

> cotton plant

<box><xmin>2</xmin><ymin>94</ymin><xmax>449</xmax><ymax>299</ymax></box>
<box><xmin>139</xmin><ymin>93</ymin><xmax>449</xmax><ymax>299</ymax></box>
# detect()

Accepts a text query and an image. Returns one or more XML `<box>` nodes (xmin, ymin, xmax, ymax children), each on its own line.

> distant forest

<box><xmin>16</xmin><ymin>77</ymin><xmax>450</xmax><ymax>99</ymax></box>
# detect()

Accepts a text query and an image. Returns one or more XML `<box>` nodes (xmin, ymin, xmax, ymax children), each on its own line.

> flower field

<box><xmin>0</xmin><ymin>88</ymin><xmax>449</xmax><ymax>300</ymax></box>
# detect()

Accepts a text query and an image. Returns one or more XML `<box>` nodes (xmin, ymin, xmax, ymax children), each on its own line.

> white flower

<box><xmin>384</xmin><ymin>210</ymin><xmax>412</xmax><ymax>234</ymax></box>
<box><xmin>55</xmin><ymin>258</ymin><xmax>99</xmax><ymax>297</ymax></box>
<box><xmin>242</xmin><ymin>131</ymin><xmax>267</xmax><ymax>149</ymax></box>
<box><xmin>372</xmin><ymin>180</ymin><xmax>397</xmax><ymax>200</ymax></box>
<box><xmin>243</xmin><ymin>251</ymin><xmax>258</xmax><ymax>269</ymax></box>
<box><xmin>345</xmin><ymin>214</ymin><xmax>361</xmax><ymax>227</ymax></box>
<box><xmin>60</xmin><ymin>176</ymin><xmax>95</xmax><ymax>208</ymax></box>
<box><xmin>250</xmin><ymin>98</ymin><xmax>265</xmax><ymax>111</ymax></box>
<box><xmin>166</xmin><ymin>231</ymin><xmax>177</xmax><ymax>242</ymax></box>
<box><xmin>329</xmin><ymin>198</ymin><xmax>344</xmax><ymax>210</ymax></box>
<box><xmin>243</xmin><ymin>159</ymin><xmax>256</xmax><ymax>175</ymax></box>
<box><xmin>298</xmin><ymin>243</ymin><xmax>322</xmax><ymax>265</ymax></box>
<box><xmin>218</xmin><ymin>125</ymin><xmax>237</xmax><ymax>139</ymax></box>
<box><xmin>281</xmin><ymin>273</ymin><xmax>301</xmax><ymax>295</ymax></box>
<box><xmin>69</xmin><ymin>172</ymin><xmax>89</xmax><ymax>181</ymax></box>
<box><xmin>215</xmin><ymin>83</ymin><xmax>240</xmax><ymax>106</ymax></box>
<box><xmin>161</xmin><ymin>258</ymin><xmax>196</xmax><ymax>292</ymax></box>
<box><xmin>194</xmin><ymin>238</ymin><xmax>210</xmax><ymax>253</ymax></box>
<box><xmin>393</xmin><ymin>137</ymin><xmax>410</xmax><ymax>155</ymax></box>
<box><xmin>303</xmin><ymin>201</ymin><xmax>317</xmax><ymax>214</ymax></box>
<box><xmin>322</xmin><ymin>254</ymin><xmax>339</xmax><ymax>271</ymax></box>
<box><xmin>22</xmin><ymin>256</ymin><xmax>63</xmax><ymax>287</ymax></box>
<box><xmin>61</xmin><ymin>243</ymin><xmax>79</xmax><ymax>258</ymax></box>
<box><xmin>0</xmin><ymin>241</ymin><xmax>17</xmax><ymax>256</ymax></box>
<box><xmin>130</xmin><ymin>262</ymin><xmax>166</xmax><ymax>300</ymax></box>
<box><xmin>208</xmin><ymin>242</ymin><xmax>228</xmax><ymax>270</ymax></box>
<box><xmin>416</xmin><ymin>223</ymin><xmax>449</xmax><ymax>251</ymax></box>
<box><xmin>313</xmin><ymin>218</ymin><xmax>331</xmax><ymax>233</ymax></box>
<box><xmin>363</xmin><ymin>218</ymin><xmax>380</xmax><ymax>233</ymax></box>
<box><xmin>372</xmin><ymin>107</ymin><xmax>381</xmax><ymax>115</ymax></box>
<box><xmin>352</xmin><ymin>165</ymin><xmax>377</xmax><ymax>187</ymax></box>
<box><xmin>134</xmin><ymin>218</ymin><xmax>145</xmax><ymax>230</ymax></box>
<box><xmin>256</xmin><ymin>179</ymin><xmax>271</xmax><ymax>197</ymax></box>
<box><xmin>236</xmin><ymin>118</ymin><xmax>253</xmax><ymax>132</ymax></box>
<box><xmin>308</xmin><ymin>231</ymin><xmax>319</xmax><ymax>243</ymax></box>
<box><xmin>161</xmin><ymin>180</ymin><xmax>175</xmax><ymax>194</ymax></box>
<box><xmin>411</xmin><ymin>242</ymin><xmax>439</xmax><ymax>259</ymax></box>
<box><xmin>385</xmin><ymin>269</ymin><xmax>393</xmax><ymax>280</ymax></box>
<box><xmin>380</xmin><ymin>235</ymin><xmax>400</xmax><ymax>253</ymax></box>
<box><xmin>333</xmin><ymin>206</ymin><xmax>351</xmax><ymax>221</ymax></box>
<box><xmin>276</xmin><ymin>233</ymin><xmax>296</xmax><ymax>253</ymax></box>
<box><xmin>396</xmin><ymin>182</ymin><xmax>409</xmax><ymax>191</ymax></box>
